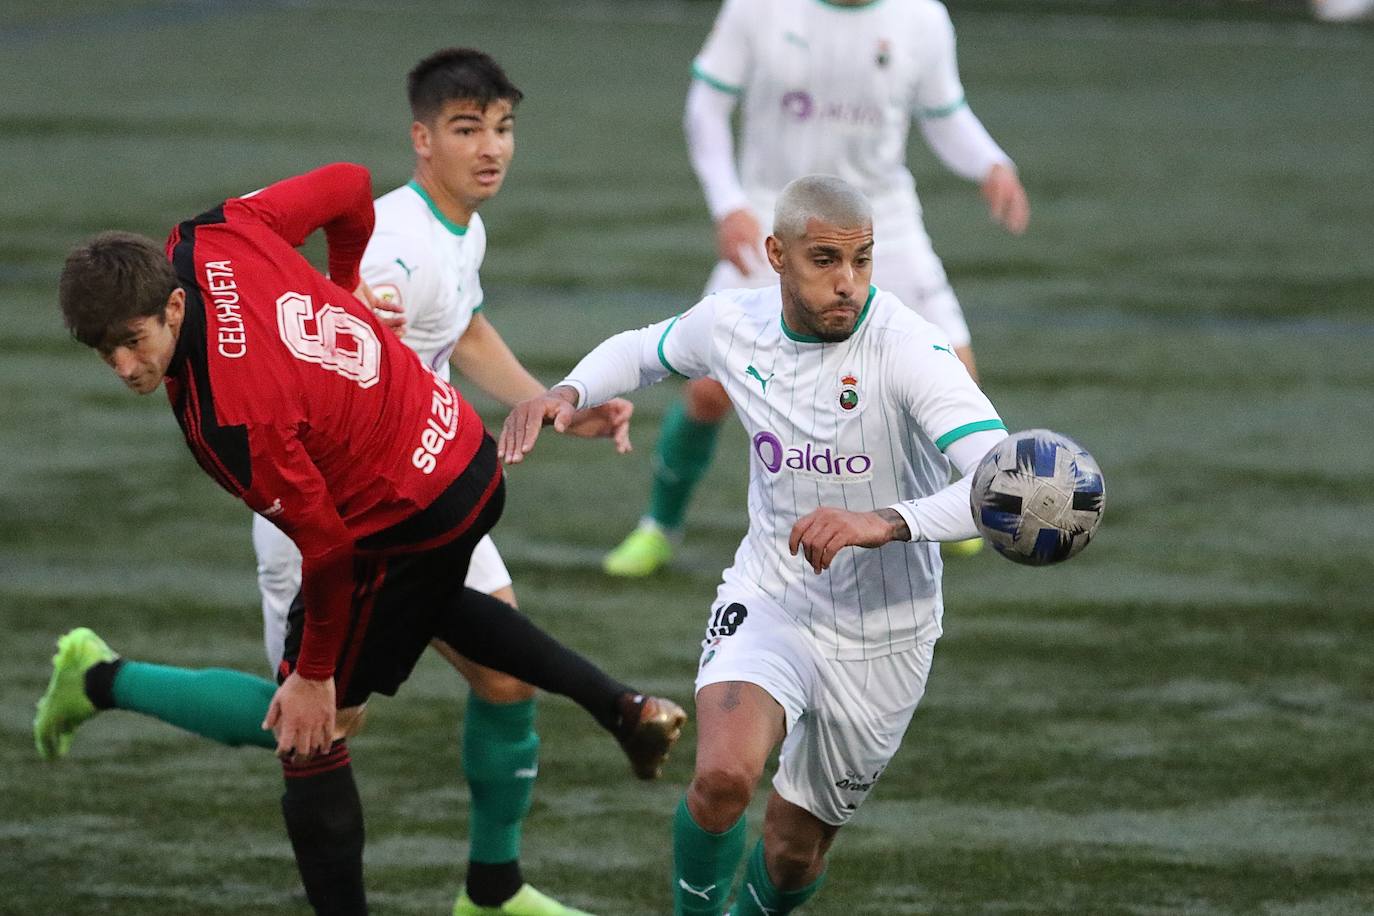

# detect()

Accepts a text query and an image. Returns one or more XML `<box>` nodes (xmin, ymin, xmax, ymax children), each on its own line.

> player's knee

<box><xmin>763</xmin><ymin>833</ymin><xmax>826</xmax><ymax>888</ymax></box>
<box><xmin>334</xmin><ymin>705</ymin><xmax>368</xmax><ymax>740</ymax></box>
<box><xmin>467</xmin><ymin>667</ymin><xmax>536</xmax><ymax>704</ymax></box>
<box><xmin>689</xmin><ymin>764</ymin><xmax>759</xmax><ymax>826</ymax></box>
<box><xmin>685</xmin><ymin>379</ymin><xmax>732</xmax><ymax>422</ymax></box>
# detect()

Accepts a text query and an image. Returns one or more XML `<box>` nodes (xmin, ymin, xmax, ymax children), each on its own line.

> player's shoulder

<box><xmin>371</xmin><ymin>185</ymin><xmax>431</xmax><ymax>236</ymax></box>
<box><xmin>864</xmin><ymin>287</ymin><xmax>949</xmax><ymax>346</ymax></box>
<box><xmin>896</xmin><ymin>0</ymin><xmax>953</xmax><ymax>21</ymax></box>
<box><xmin>701</xmin><ymin>284</ymin><xmax>780</xmax><ymax>329</ymax></box>
<box><xmin>367</xmin><ymin>185</ymin><xmax>437</xmax><ymax>255</ymax></box>
<box><xmin>882</xmin><ymin>0</ymin><xmax>954</xmax><ymax>35</ymax></box>
<box><xmin>467</xmin><ymin>211</ymin><xmax>488</xmax><ymax>246</ymax></box>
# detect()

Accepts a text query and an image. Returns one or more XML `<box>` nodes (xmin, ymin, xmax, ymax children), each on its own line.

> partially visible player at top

<box><xmin>249</xmin><ymin>47</ymin><xmax>623</xmax><ymax>916</ymax></box>
<box><xmin>603</xmin><ymin>0</ymin><xmax>1029</xmax><ymax>577</ymax></box>
<box><xmin>502</xmin><ymin>174</ymin><xmax>1010</xmax><ymax>915</ymax></box>
<box><xmin>39</xmin><ymin>160</ymin><xmax>685</xmax><ymax>915</ymax></box>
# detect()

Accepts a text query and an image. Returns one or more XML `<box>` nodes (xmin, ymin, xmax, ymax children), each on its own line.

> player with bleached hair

<box><xmin>603</xmin><ymin>0</ymin><xmax>1029</xmax><ymax>578</ymax></box>
<box><xmin>502</xmin><ymin>175</ymin><xmax>1011</xmax><ymax>916</ymax></box>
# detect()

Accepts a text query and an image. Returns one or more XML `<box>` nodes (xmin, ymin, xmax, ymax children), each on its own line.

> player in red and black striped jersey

<box><xmin>47</xmin><ymin>162</ymin><xmax>686</xmax><ymax>915</ymax></box>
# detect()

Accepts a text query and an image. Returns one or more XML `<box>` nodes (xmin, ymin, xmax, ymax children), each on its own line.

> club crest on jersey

<box><xmin>837</xmin><ymin>372</ymin><xmax>862</xmax><ymax>414</ymax></box>
<box><xmin>372</xmin><ymin>283</ymin><xmax>402</xmax><ymax>307</ymax></box>
<box><xmin>876</xmin><ymin>39</ymin><xmax>891</xmax><ymax>68</ymax></box>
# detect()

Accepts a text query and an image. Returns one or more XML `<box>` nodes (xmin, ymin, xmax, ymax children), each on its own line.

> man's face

<box><xmin>97</xmin><ymin>290</ymin><xmax>184</xmax><ymax>395</ymax></box>
<box><xmin>768</xmin><ymin>217</ymin><xmax>875</xmax><ymax>342</ymax></box>
<box><xmin>415</xmin><ymin>98</ymin><xmax>515</xmax><ymax>210</ymax></box>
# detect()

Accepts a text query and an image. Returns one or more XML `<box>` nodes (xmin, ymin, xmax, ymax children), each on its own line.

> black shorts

<box><xmin>280</xmin><ymin>433</ymin><xmax>504</xmax><ymax>708</ymax></box>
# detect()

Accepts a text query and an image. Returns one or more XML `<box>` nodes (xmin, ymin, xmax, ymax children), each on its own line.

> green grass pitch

<box><xmin>1</xmin><ymin>1</ymin><xmax>1372</xmax><ymax>913</ymax></box>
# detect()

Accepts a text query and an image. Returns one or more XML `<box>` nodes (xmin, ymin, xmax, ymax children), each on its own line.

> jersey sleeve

<box><xmin>913</xmin><ymin>4</ymin><xmax>968</xmax><ymax>119</ymax></box>
<box><xmin>227</xmin><ymin>162</ymin><xmax>375</xmax><ymax>292</ymax></box>
<box><xmin>692</xmin><ymin>0</ymin><xmax>752</xmax><ymax>94</ymax></box>
<box><xmin>885</xmin><ymin>321</ymin><xmax>1007</xmax><ymax>540</ymax></box>
<box><xmin>893</xmin><ymin>323</ymin><xmax>1005</xmax><ymax>457</ymax></box>
<box><xmin>558</xmin><ymin>297</ymin><xmax>718</xmax><ymax>408</ymax></box>
<box><xmin>359</xmin><ymin>223</ymin><xmax>441</xmax><ymax>326</ymax></box>
<box><xmin>240</xmin><ymin>422</ymin><xmax>355</xmax><ymax>681</ymax></box>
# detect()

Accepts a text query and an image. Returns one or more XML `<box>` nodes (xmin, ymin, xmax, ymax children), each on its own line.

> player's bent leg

<box><xmin>280</xmin><ymin>739</ymin><xmax>367</xmax><ymax>916</ymax></box>
<box><xmin>35</xmin><ymin>627</ymin><xmax>278</xmax><ymax>758</ymax></box>
<box><xmin>729</xmin><ymin>792</ymin><xmax>834</xmax><ymax>915</ymax></box>
<box><xmin>687</xmin><ymin>681</ymin><xmax>784</xmax><ymax>830</ymax></box>
<box><xmin>33</xmin><ymin>627</ymin><xmax>115</xmax><ymax>759</ymax></box>
<box><xmin>433</xmin><ymin>587</ymin><xmax>685</xmax><ymax>780</ymax></box>
<box><xmin>434</xmin><ymin>624</ymin><xmax>578</xmax><ymax>915</ymax></box>
<box><xmin>604</xmin><ymin>379</ymin><xmax>731</xmax><ymax>578</ymax></box>
<box><xmin>674</xmin><ymin>681</ymin><xmax>785</xmax><ymax>916</ymax></box>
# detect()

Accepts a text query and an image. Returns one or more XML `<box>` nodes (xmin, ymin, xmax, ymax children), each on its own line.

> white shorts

<box><xmin>250</xmin><ymin>513</ymin><xmax>513</xmax><ymax>673</ymax></box>
<box><xmin>694</xmin><ymin>585</ymin><xmax>936</xmax><ymax>826</ymax></box>
<box><xmin>705</xmin><ymin>214</ymin><xmax>970</xmax><ymax>348</ymax></box>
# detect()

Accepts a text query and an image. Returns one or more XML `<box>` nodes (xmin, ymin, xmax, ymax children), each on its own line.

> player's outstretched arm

<box><xmin>789</xmin><ymin>507</ymin><xmax>911</xmax><ymax>575</ymax></box>
<box><xmin>499</xmin><ymin>385</ymin><xmax>579</xmax><ymax>464</ymax></box>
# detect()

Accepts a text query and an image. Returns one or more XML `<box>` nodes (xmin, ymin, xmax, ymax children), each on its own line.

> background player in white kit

<box><xmin>252</xmin><ymin>48</ymin><xmax>626</xmax><ymax>916</ymax></box>
<box><xmin>604</xmin><ymin>0</ymin><xmax>1029</xmax><ymax>577</ymax></box>
<box><xmin>502</xmin><ymin>176</ymin><xmax>1011</xmax><ymax>915</ymax></box>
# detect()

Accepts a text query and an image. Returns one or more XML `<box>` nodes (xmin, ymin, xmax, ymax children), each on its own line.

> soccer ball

<box><xmin>969</xmin><ymin>429</ymin><xmax>1105</xmax><ymax>566</ymax></box>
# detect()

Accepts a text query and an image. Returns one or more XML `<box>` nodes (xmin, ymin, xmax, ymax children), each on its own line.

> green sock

<box><xmin>673</xmin><ymin>795</ymin><xmax>745</xmax><ymax>916</ymax></box>
<box><xmin>111</xmin><ymin>661</ymin><xmax>276</xmax><ymax>749</ymax></box>
<box><xmin>731</xmin><ymin>838</ymin><xmax>826</xmax><ymax>915</ymax></box>
<box><xmin>648</xmin><ymin>400</ymin><xmax>721</xmax><ymax>531</ymax></box>
<box><xmin>463</xmin><ymin>694</ymin><xmax>539</xmax><ymax>864</ymax></box>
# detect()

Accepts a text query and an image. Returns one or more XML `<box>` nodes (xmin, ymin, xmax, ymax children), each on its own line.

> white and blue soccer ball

<box><xmin>970</xmin><ymin>429</ymin><xmax>1105</xmax><ymax>566</ymax></box>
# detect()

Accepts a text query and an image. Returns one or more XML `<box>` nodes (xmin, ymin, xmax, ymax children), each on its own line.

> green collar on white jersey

<box><xmin>407</xmin><ymin>180</ymin><xmax>469</xmax><ymax>236</ymax></box>
<box><xmin>781</xmin><ymin>285</ymin><xmax>876</xmax><ymax>344</ymax></box>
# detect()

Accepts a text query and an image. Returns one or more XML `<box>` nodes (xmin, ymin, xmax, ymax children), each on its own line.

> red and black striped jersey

<box><xmin>163</xmin><ymin>163</ymin><xmax>488</xmax><ymax>679</ymax></box>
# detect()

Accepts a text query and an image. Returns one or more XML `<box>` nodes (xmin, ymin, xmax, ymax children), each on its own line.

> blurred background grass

<box><xmin>1</xmin><ymin>1</ymin><xmax>1371</xmax><ymax>913</ymax></box>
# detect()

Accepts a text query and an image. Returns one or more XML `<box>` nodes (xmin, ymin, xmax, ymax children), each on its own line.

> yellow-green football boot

<box><xmin>453</xmin><ymin>884</ymin><xmax>596</xmax><ymax>916</ymax></box>
<box><xmin>602</xmin><ymin>523</ymin><xmax>673</xmax><ymax>578</ymax></box>
<box><xmin>34</xmin><ymin>627</ymin><xmax>116</xmax><ymax>760</ymax></box>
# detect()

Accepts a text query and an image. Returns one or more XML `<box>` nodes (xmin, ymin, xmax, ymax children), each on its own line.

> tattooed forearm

<box><xmin>875</xmin><ymin>508</ymin><xmax>911</xmax><ymax>542</ymax></box>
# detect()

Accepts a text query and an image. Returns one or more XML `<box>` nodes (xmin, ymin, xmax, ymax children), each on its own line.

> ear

<box><xmin>765</xmin><ymin>235</ymin><xmax>785</xmax><ymax>275</ymax></box>
<box><xmin>164</xmin><ymin>287</ymin><xmax>186</xmax><ymax>329</ymax></box>
<box><xmin>411</xmin><ymin>120</ymin><xmax>431</xmax><ymax>159</ymax></box>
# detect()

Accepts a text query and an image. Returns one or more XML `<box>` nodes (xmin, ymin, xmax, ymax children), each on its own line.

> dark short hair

<box><xmin>407</xmin><ymin>48</ymin><xmax>523</xmax><ymax>123</ymax></box>
<box><xmin>59</xmin><ymin>231</ymin><xmax>179</xmax><ymax>349</ymax></box>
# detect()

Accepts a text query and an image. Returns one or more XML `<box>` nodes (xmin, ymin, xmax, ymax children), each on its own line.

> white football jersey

<box><xmin>562</xmin><ymin>285</ymin><xmax>1005</xmax><ymax>660</ymax></box>
<box><xmin>359</xmin><ymin>181</ymin><xmax>486</xmax><ymax>380</ymax></box>
<box><xmin>694</xmin><ymin>0</ymin><xmax>966</xmax><ymax>227</ymax></box>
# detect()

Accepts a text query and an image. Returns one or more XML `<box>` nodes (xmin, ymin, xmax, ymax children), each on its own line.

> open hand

<box><xmin>716</xmin><ymin>208</ymin><xmax>765</xmax><ymax>276</ymax></box>
<box><xmin>981</xmin><ymin>163</ymin><xmax>1030</xmax><ymax>236</ymax></box>
<box><xmin>499</xmin><ymin>386</ymin><xmax>580</xmax><ymax>464</ymax></box>
<box><xmin>263</xmin><ymin>671</ymin><xmax>336</xmax><ymax>763</ymax></box>
<box><xmin>563</xmin><ymin>397</ymin><xmax>634</xmax><ymax>454</ymax></box>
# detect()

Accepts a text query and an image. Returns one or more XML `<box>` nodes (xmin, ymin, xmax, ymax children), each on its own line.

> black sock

<box><xmin>280</xmin><ymin>742</ymin><xmax>367</xmax><ymax>916</ymax></box>
<box><xmin>435</xmin><ymin>588</ymin><xmax>633</xmax><ymax>733</ymax></box>
<box><xmin>84</xmin><ymin>659</ymin><xmax>125</xmax><ymax>709</ymax></box>
<box><xmin>466</xmin><ymin>860</ymin><xmax>523</xmax><ymax>907</ymax></box>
